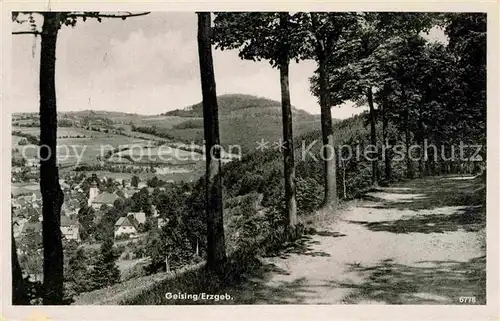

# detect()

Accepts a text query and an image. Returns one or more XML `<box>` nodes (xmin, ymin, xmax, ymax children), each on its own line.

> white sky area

<box><xmin>11</xmin><ymin>12</ymin><xmax>447</xmax><ymax>119</ymax></box>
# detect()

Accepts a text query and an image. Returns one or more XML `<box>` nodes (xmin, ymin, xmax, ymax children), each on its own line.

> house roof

<box><xmin>93</xmin><ymin>191</ymin><xmax>120</xmax><ymax>204</ymax></box>
<box><xmin>115</xmin><ymin>216</ymin><xmax>137</xmax><ymax>228</ymax></box>
<box><xmin>128</xmin><ymin>212</ymin><xmax>146</xmax><ymax>225</ymax></box>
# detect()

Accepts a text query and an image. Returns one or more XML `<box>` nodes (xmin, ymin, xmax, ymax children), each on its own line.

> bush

<box><xmin>295</xmin><ymin>177</ymin><xmax>323</xmax><ymax>215</ymax></box>
<box><xmin>121</xmin><ymin>261</ymin><xmax>148</xmax><ymax>281</ymax></box>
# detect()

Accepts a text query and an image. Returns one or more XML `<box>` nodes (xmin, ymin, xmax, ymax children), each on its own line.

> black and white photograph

<box><xmin>2</xmin><ymin>4</ymin><xmax>498</xmax><ymax>320</ymax></box>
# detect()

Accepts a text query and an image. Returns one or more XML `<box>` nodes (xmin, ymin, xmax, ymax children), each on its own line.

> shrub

<box><xmin>295</xmin><ymin>177</ymin><xmax>323</xmax><ymax>215</ymax></box>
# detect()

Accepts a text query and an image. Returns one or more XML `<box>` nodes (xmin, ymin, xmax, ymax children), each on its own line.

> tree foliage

<box><xmin>90</xmin><ymin>236</ymin><xmax>121</xmax><ymax>289</ymax></box>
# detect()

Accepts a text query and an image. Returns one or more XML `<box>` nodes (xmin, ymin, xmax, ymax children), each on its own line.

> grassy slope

<box><xmin>150</xmin><ymin>94</ymin><xmax>332</xmax><ymax>153</ymax></box>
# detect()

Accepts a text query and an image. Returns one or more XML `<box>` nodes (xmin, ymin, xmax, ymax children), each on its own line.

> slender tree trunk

<box><xmin>401</xmin><ymin>88</ymin><xmax>414</xmax><ymax>179</ymax></box>
<box><xmin>342</xmin><ymin>161</ymin><xmax>347</xmax><ymax>199</ymax></box>
<box><xmin>382</xmin><ymin>93</ymin><xmax>392</xmax><ymax>182</ymax></box>
<box><xmin>12</xmin><ymin>231</ymin><xmax>29</xmax><ymax>305</ymax></box>
<box><xmin>367</xmin><ymin>87</ymin><xmax>378</xmax><ymax>187</ymax></box>
<box><xmin>418</xmin><ymin>135</ymin><xmax>426</xmax><ymax>177</ymax></box>
<box><xmin>40</xmin><ymin>12</ymin><xmax>65</xmax><ymax>305</ymax></box>
<box><xmin>197</xmin><ymin>12</ymin><xmax>227</xmax><ymax>271</ymax></box>
<box><xmin>405</xmin><ymin>123</ymin><xmax>414</xmax><ymax>179</ymax></box>
<box><xmin>415</xmin><ymin>101</ymin><xmax>426</xmax><ymax>177</ymax></box>
<box><xmin>165</xmin><ymin>255</ymin><xmax>170</xmax><ymax>273</ymax></box>
<box><xmin>312</xmin><ymin>13</ymin><xmax>337</xmax><ymax>208</ymax></box>
<box><xmin>279</xmin><ymin>12</ymin><xmax>297</xmax><ymax>228</ymax></box>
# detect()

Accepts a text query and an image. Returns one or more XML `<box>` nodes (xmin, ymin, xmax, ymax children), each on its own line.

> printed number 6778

<box><xmin>459</xmin><ymin>296</ymin><xmax>476</xmax><ymax>303</ymax></box>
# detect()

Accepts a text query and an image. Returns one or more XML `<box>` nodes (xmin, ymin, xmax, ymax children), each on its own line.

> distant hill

<box><xmin>163</xmin><ymin>94</ymin><xmax>317</xmax><ymax>120</ymax></box>
<box><xmin>152</xmin><ymin>94</ymin><xmax>342</xmax><ymax>153</ymax></box>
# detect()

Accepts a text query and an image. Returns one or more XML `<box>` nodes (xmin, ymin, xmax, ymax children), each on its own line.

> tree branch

<box><xmin>70</xmin><ymin>12</ymin><xmax>150</xmax><ymax>19</ymax></box>
<box><xmin>12</xmin><ymin>31</ymin><xmax>41</xmax><ymax>35</ymax></box>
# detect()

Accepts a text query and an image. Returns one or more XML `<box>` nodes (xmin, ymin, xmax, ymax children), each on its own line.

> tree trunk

<box><xmin>342</xmin><ymin>161</ymin><xmax>347</xmax><ymax>199</ymax></box>
<box><xmin>279</xmin><ymin>12</ymin><xmax>297</xmax><ymax>228</ymax></box>
<box><xmin>312</xmin><ymin>13</ymin><xmax>337</xmax><ymax>208</ymax></box>
<box><xmin>165</xmin><ymin>255</ymin><xmax>170</xmax><ymax>273</ymax></box>
<box><xmin>367</xmin><ymin>87</ymin><xmax>378</xmax><ymax>187</ymax></box>
<box><xmin>197</xmin><ymin>12</ymin><xmax>227</xmax><ymax>271</ymax></box>
<box><xmin>12</xmin><ymin>231</ymin><xmax>29</xmax><ymax>305</ymax></box>
<box><xmin>381</xmin><ymin>92</ymin><xmax>392</xmax><ymax>182</ymax></box>
<box><xmin>401</xmin><ymin>88</ymin><xmax>414</xmax><ymax>179</ymax></box>
<box><xmin>417</xmin><ymin>120</ymin><xmax>427</xmax><ymax>177</ymax></box>
<box><xmin>405</xmin><ymin>124</ymin><xmax>414</xmax><ymax>179</ymax></box>
<box><xmin>40</xmin><ymin>12</ymin><xmax>65</xmax><ymax>305</ymax></box>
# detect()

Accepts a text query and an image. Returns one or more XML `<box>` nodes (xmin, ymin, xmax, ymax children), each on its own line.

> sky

<box><xmin>11</xmin><ymin>12</ymin><xmax>446</xmax><ymax>119</ymax></box>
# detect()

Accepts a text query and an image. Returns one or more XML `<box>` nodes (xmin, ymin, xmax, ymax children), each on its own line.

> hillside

<box><xmin>144</xmin><ymin>94</ymin><xmax>341</xmax><ymax>153</ymax></box>
<box><xmin>163</xmin><ymin>94</ymin><xmax>316</xmax><ymax>119</ymax></box>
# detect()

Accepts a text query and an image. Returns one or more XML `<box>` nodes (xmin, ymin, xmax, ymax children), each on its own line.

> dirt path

<box><xmin>232</xmin><ymin>175</ymin><xmax>486</xmax><ymax>304</ymax></box>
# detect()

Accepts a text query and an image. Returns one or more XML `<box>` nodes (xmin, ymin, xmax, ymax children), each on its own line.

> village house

<box><xmin>60</xmin><ymin>216</ymin><xmax>81</xmax><ymax>242</ymax></box>
<box><xmin>89</xmin><ymin>190</ymin><xmax>121</xmax><ymax>210</ymax></box>
<box><xmin>114</xmin><ymin>216</ymin><xmax>138</xmax><ymax>238</ymax></box>
<box><xmin>13</xmin><ymin>218</ymin><xmax>28</xmax><ymax>239</ymax></box>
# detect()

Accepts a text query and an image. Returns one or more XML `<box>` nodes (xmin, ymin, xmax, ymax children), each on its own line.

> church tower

<box><xmin>88</xmin><ymin>181</ymin><xmax>99</xmax><ymax>207</ymax></box>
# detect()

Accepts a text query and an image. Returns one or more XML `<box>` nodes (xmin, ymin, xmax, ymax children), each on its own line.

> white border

<box><xmin>1</xmin><ymin>1</ymin><xmax>499</xmax><ymax>321</ymax></box>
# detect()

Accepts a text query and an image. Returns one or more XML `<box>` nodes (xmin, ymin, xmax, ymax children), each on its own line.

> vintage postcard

<box><xmin>1</xmin><ymin>1</ymin><xmax>498</xmax><ymax>320</ymax></box>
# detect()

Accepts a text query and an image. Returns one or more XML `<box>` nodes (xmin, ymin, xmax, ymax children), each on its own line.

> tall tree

<box><xmin>197</xmin><ymin>12</ymin><xmax>227</xmax><ymax>270</ymax></box>
<box><xmin>444</xmin><ymin>13</ymin><xmax>486</xmax><ymax>155</ymax></box>
<box><xmin>90</xmin><ymin>236</ymin><xmax>120</xmax><ymax>289</ymax></box>
<box><xmin>277</xmin><ymin>12</ymin><xmax>298</xmax><ymax>227</ymax></box>
<box><xmin>38</xmin><ymin>12</ymin><xmax>65</xmax><ymax>304</ymax></box>
<box><xmin>306</xmin><ymin>12</ymin><xmax>359</xmax><ymax>206</ymax></box>
<box><xmin>213</xmin><ymin>12</ymin><xmax>308</xmax><ymax>228</ymax></box>
<box><xmin>65</xmin><ymin>247</ymin><xmax>92</xmax><ymax>296</ymax></box>
<box><xmin>12</xmin><ymin>10</ymin><xmax>148</xmax><ymax>304</ymax></box>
